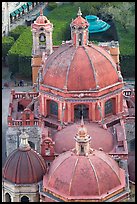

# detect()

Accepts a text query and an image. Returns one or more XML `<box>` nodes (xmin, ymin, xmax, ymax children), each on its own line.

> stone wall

<box><xmin>6</xmin><ymin>126</ymin><xmax>41</xmax><ymax>156</ymax></box>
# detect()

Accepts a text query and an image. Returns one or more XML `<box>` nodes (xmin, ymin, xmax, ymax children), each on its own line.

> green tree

<box><xmin>2</xmin><ymin>36</ymin><xmax>15</xmax><ymax>61</ymax></box>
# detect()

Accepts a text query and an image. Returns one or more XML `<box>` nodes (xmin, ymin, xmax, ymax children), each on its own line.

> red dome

<box><xmin>3</xmin><ymin>147</ymin><xmax>46</xmax><ymax>184</ymax></box>
<box><xmin>71</xmin><ymin>15</ymin><xmax>89</xmax><ymax>28</ymax></box>
<box><xmin>43</xmin><ymin>150</ymin><xmax>125</xmax><ymax>201</ymax></box>
<box><xmin>43</xmin><ymin>43</ymin><xmax>119</xmax><ymax>91</ymax></box>
<box><xmin>53</xmin><ymin>123</ymin><xmax>114</xmax><ymax>154</ymax></box>
<box><xmin>35</xmin><ymin>15</ymin><xmax>49</xmax><ymax>24</ymax></box>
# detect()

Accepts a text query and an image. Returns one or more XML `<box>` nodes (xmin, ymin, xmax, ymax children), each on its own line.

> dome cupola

<box><xmin>42</xmin><ymin>123</ymin><xmax>127</xmax><ymax>202</ymax></box>
<box><xmin>3</xmin><ymin>131</ymin><xmax>47</xmax><ymax>184</ymax></box>
<box><xmin>70</xmin><ymin>7</ymin><xmax>89</xmax><ymax>47</ymax></box>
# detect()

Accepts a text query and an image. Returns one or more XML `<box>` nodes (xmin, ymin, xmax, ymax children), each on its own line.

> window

<box><xmin>49</xmin><ymin>101</ymin><xmax>58</xmax><ymax>117</ymax></box>
<box><xmin>74</xmin><ymin>104</ymin><xmax>89</xmax><ymax>120</ymax></box>
<box><xmin>21</xmin><ymin>196</ymin><xmax>29</xmax><ymax>202</ymax></box>
<box><xmin>5</xmin><ymin>193</ymin><xmax>11</xmax><ymax>202</ymax></box>
<box><xmin>105</xmin><ymin>99</ymin><xmax>113</xmax><ymax>116</ymax></box>
<box><xmin>78</xmin><ymin>33</ymin><xmax>82</xmax><ymax>45</ymax></box>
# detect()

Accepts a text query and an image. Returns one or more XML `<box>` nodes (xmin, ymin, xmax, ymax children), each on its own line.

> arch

<box><xmin>28</xmin><ymin>141</ymin><xmax>35</xmax><ymax>149</ymax></box>
<box><xmin>78</xmin><ymin>33</ymin><xmax>83</xmax><ymax>46</ymax></box>
<box><xmin>21</xmin><ymin>195</ymin><xmax>29</xmax><ymax>202</ymax></box>
<box><xmin>74</xmin><ymin>104</ymin><xmax>89</xmax><ymax>120</ymax></box>
<box><xmin>39</xmin><ymin>33</ymin><xmax>46</xmax><ymax>47</ymax></box>
<box><xmin>47</xmin><ymin>100</ymin><xmax>58</xmax><ymax>118</ymax></box>
<box><xmin>5</xmin><ymin>193</ymin><xmax>11</xmax><ymax>202</ymax></box>
<box><xmin>105</xmin><ymin>98</ymin><xmax>115</xmax><ymax>116</ymax></box>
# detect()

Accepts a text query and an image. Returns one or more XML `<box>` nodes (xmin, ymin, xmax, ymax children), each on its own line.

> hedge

<box><xmin>8</xmin><ymin>27</ymin><xmax>32</xmax><ymax>76</ymax></box>
<box><xmin>2</xmin><ymin>36</ymin><xmax>15</xmax><ymax>59</ymax></box>
<box><xmin>9</xmin><ymin>25</ymin><xmax>28</xmax><ymax>41</ymax></box>
<box><xmin>120</xmin><ymin>55</ymin><xmax>135</xmax><ymax>78</ymax></box>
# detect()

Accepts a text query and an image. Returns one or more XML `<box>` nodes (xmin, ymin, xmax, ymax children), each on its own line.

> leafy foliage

<box><xmin>2</xmin><ymin>36</ymin><xmax>15</xmax><ymax>58</ymax></box>
<box><xmin>9</xmin><ymin>25</ymin><xmax>28</xmax><ymax>41</ymax></box>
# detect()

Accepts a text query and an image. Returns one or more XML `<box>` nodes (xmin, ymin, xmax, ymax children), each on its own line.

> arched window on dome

<box><xmin>47</xmin><ymin>100</ymin><xmax>58</xmax><ymax>118</ymax></box>
<box><xmin>5</xmin><ymin>193</ymin><xmax>11</xmax><ymax>202</ymax></box>
<box><xmin>105</xmin><ymin>99</ymin><xmax>113</xmax><ymax>116</ymax></box>
<box><xmin>78</xmin><ymin>33</ymin><xmax>82</xmax><ymax>46</ymax></box>
<box><xmin>21</xmin><ymin>196</ymin><xmax>29</xmax><ymax>202</ymax></box>
<box><xmin>74</xmin><ymin>104</ymin><xmax>89</xmax><ymax>120</ymax></box>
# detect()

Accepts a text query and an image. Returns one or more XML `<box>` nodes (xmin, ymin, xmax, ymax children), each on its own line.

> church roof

<box><xmin>3</xmin><ymin>132</ymin><xmax>47</xmax><ymax>184</ymax></box>
<box><xmin>43</xmin><ymin>149</ymin><xmax>126</xmax><ymax>201</ymax></box>
<box><xmin>42</xmin><ymin>43</ymin><xmax>119</xmax><ymax>92</ymax></box>
<box><xmin>52</xmin><ymin>122</ymin><xmax>114</xmax><ymax>154</ymax></box>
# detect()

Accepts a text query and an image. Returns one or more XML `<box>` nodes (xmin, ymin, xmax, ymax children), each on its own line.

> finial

<box><xmin>77</xmin><ymin>7</ymin><xmax>82</xmax><ymax>16</ymax></box>
<box><xmin>40</xmin><ymin>8</ymin><xmax>43</xmax><ymax>16</ymax></box>
<box><xmin>19</xmin><ymin>131</ymin><xmax>30</xmax><ymax>149</ymax></box>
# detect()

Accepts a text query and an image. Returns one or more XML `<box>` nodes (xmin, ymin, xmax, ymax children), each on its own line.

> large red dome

<box><xmin>43</xmin><ymin>43</ymin><xmax>119</xmax><ymax>91</ymax></box>
<box><xmin>3</xmin><ymin>147</ymin><xmax>47</xmax><ymax>184</ymax></box>
<box><xmin>43</xmin><ymin>150</ymin><xmax>125</xmax><ymax>201</ymax></box>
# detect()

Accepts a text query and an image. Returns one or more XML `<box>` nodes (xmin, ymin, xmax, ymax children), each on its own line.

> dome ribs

<box><xmin>44</xmin><ymin>45</ymin><xmax>72</xmax><ymax>76</ymax></box>
<box><xmin>88</xmin><ymin>157</ymin><xmax>101</xmax><ymax>196</ymax></box>
<box><xmin>47</xmin><ymin>153</ymin><xmax>72</xmax><ymax>186</ymax></box>
<box><xmin>83</xmin><ymin>46</ymin><xmax>98</xmax><ymax>89</ymax></box>
<box><xmin>97</xmin><ymin>155</ymin><xmax>121</xmax><ymax>184</ymax></box>
<box><xmin>89</xmin><ymin>44</ymin><xmax>117</xmax><ymax>71</ymax></box>
<box><xmin>65</xmin><ymin>47</ymin><xmax>78</xmax><ymax>90</ymax></box>
<box><xmin>27</xmin><ymin>151</ymin><xmax>38</xmax><ymax>183</ymax></box>
<box><xmin>69</xmin><ymin>158</ymin><xmax>79</xmax><ymax>195</ymax></box>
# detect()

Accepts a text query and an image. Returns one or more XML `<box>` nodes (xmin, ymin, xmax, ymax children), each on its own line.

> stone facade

<box><xmin>2</xmin><ymin>179</ymin><xmax>40</xmax><ymax>202</ymax></box>
<box><xmin>6</xmin><ymin>126</ymin><xmax>41</xmax><ymax>157</ymax></box>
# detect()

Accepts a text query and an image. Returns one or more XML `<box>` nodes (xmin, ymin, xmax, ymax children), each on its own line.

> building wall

<box><xmin>6</xmin><ymin>126</ymin><xmax>41</xmax><ymax>157</ymax></box>
<box><xmin>2</xmin><ymin>2</ymin><xmax>27</xmax><ymax>36</ymax></box>
<box><xmin>2</xmin><ymin>180</ymin><xmax>40</xmax><ymax>202</ymax></box>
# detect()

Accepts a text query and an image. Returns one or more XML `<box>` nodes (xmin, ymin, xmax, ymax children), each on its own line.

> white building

<box><xmin>2</xmin><ymin>2</ymin><xmax>40</xmax><ymax>36</ymax></box>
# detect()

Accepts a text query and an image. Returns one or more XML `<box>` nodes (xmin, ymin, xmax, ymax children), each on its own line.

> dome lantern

<box><xmin>74</xmin><ymin>117</ymin><xmax>91</xmax><ymax>156</ymax></box>
<box><xmin>19</xmin><ymin>131</ymin><xmax>30</xmax><ymax>149</ymax></box>
<box><xmin>70</xmin><ymin>8</ymin><xmax>89</xmax><ymax>47</ymax></box>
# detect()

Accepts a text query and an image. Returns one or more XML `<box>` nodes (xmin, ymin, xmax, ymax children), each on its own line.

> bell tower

<box><xmin>70</xmin><ymin>7</ymin><xmax>89</xmax><ymax>47</ymax></box>
<box><xmin>31</xmin><ymin>8</ymin><xmax>53</xmax><ymax>85</ymax></box>
<box><xmin>31</xmin><ymin>8</ymin><xmax>53</xmax><ymax>55</ymax></box>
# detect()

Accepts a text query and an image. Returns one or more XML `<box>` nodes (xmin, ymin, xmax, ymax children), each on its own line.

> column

<box><xmin>67</xmin><ymin>103</ymin><xmax>72</xmax><ymax>123</ymax></box>
<box><xmin>91</xmin><ymin>102</ymin><xmax>96</xmax><ymax>121</ymax></box>
<box><xmin>44</xmin><ymin>97</ymin><xmax>47</xmax><ymax>117</ymax></box>
<box><xmin>58</xmin><ymin>102</ymin><xmax>62</xmax><ymax>122</ymax></box>
<box><xmin>89</xmin><ymin>103</ymin><xmax>92</xmax><ymax>121</ymax></box>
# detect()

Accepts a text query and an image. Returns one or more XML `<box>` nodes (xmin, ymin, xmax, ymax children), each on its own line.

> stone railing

<box><xmin>13</xmin><ymin>92</ymin><xmax>39</xmax><ymax>99</ymax></box>
<box><xmin>8</xmin><ymin>119</ymin><xmax>40</xmax><ymax>127</ymax></box>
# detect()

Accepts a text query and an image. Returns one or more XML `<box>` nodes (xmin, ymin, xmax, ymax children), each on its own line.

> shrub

<box><xmin>9</xmin><ymin>25</ymin><xmax>28</xmax><ymax>41</ymax></box>
<box><xmin>2</xmin><ymin>36</ymin><xmax>15</xmax><ymax>59</ymax></box>
<box><xmin>8</xmin><ymin>27</ymin><xmax>32</xmax><ymax>76</ymax></box>
<box><xmin>47</xmin><ymin>2</ymin><xmax>58</xmax><ymax>11</ymax></box>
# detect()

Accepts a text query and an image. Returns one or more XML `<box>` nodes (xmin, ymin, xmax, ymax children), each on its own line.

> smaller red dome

<box><xmin>53</xmin><ymin>123</ymin><xmax>114</xmax><ymax>154</ymax></box>
<box><xmin>35</xmin><ymin>15</ymin><xmax>49</xmax><ymax>24</ymax></box>
<box><xmin>3</xmin><ymin>147</ymin><xmax>47</xmax><ymax>184</ymax></box>
<box><xmin>43</xmin><ymin>150</ymin><xmax>126</xmax><ymax>201</ymax></box>
<box><xmin>71</xmin><ymin>7</ymin><xmax>89</xmax><ymax>28</ymax></box>
<box><xmin>35</xmin><ymin>9</ymin><xmax>49</xmax><ymax>25</ymax></box>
